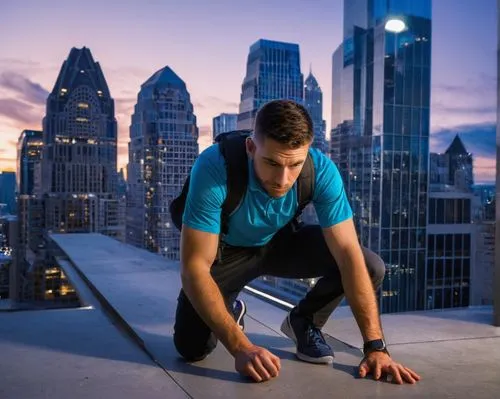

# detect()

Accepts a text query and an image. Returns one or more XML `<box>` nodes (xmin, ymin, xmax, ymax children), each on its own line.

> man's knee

<box><xmin>362</xmin><ymin>247</ymin><xmax>385</xmax><ymax>287</ymax></box>
<box><xmin>173</xmin><ymin>329</ymin><xmax>217</xmax><ymax>362</ymax></box>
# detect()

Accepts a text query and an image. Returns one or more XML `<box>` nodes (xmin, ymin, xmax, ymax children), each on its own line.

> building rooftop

<box><xmin>1</xmin><ymin>233</ymin><xmax>499</xmax><ymax>398</ymax></box>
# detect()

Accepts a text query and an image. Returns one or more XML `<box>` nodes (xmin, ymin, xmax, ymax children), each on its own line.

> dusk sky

<box><xmin>0</xmin><ymin>0</ymin><xmax>496</xmax><ymax>183</ymax></box>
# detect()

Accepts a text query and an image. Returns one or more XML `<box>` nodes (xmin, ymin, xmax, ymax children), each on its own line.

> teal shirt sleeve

<box><xmin>182</xmin><ymin>145</ymin><xmax>227</xmax><ymax>234</ymax></box>
<box><xmin>311</xmin><ymin>149</ymin><xmax>353</xmax><ymax>228</ymax></box>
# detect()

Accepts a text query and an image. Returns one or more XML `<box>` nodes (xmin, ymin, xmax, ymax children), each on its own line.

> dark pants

<box><xmin>173</xmin><ymin>224</ymin><xmax>385</xmax><ymax>361</ymax></box>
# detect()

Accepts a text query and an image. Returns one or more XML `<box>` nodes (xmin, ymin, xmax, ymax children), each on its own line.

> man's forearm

<box><xmin>181</xmin><ymin>264</ymin><xmax>251</xmax><ymax>355</ymax></box>
<box><xmin>339</xmin><ymin>247</ymin><xmax>384</xmax><ymax>342</ymax></box>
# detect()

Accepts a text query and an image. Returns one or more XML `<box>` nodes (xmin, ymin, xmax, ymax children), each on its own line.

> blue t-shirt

<box><xmin>182</xmin><ymin>144</ymin><xmax>353</xmax><ymax>247</ymax></box>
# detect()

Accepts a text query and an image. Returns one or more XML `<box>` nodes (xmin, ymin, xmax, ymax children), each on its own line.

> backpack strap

<box><xmin>218</xmin><ymin>132</ymin><xmax>250</xmax><ymax>236</ymax></box>
<box><xmin>294</xmin><ymin>152</ymin><xmax>315</xmax><ymax>224</ymax></box>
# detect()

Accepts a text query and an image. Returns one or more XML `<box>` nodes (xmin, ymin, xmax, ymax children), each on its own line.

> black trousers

<box><xmin>173</xmin><ymin>223</ymin><xmax>386</xmax><ymax>361</ymax></box>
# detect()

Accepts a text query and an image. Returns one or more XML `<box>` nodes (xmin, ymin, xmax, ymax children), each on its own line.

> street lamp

<box><xmin>384</xmin><ymin>18</ymin><xmax>406</xmax><ymax>33</ymax></box>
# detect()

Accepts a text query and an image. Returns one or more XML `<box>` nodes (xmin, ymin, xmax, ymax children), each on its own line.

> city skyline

<box><xmin>0</xmin><ymin>0</ymin><xmax>496</xmax><ymax>182</ymax></box>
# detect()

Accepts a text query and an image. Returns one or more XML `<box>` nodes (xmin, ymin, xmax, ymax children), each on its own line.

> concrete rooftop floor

<box><xmin>1</xmin><ymin>233</ymin><xmax>499</xmax><ymax>399</ymax></box>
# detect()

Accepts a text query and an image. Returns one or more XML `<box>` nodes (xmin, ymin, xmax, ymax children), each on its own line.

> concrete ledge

<box><xmin>44</xmin><ymin>233</ymin><xmax>500</xmax><ymax>398</ymax></box>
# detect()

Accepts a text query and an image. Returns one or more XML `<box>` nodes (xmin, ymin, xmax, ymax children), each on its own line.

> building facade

<box><xmin>304</xmin><ymin>69</ymin><xmax>327</xmax><ymax>153</ymax></box>
<box><xmin>0</xmin><ymin>172</ymin><xmax>16</xmax><ymax>216</ymax></box>
<box><xmin>16</xmin><ymin>130</ymin><xmax>43</xmax><ymax>197</ymax></box>
<box><xmin>126</xmin><ymin>67</ymin><xmax>199</xmax><ymax>260</ymax></box>
<box><xmin>212</xmin><ymin>113</ymin><xmax>238</xmax><ymax>141</ymax></box>
<box><xmin>331</xmin><ymin>0</ymin><xmax>432</xmax><ymax>312</ymax></box>
<box><xmin>41</xmin><ymin>47</ymin><xmax>124</xmax><ymax>241</ymax></box>
<box><xmin>237</xmin><ymin>39</ymin><xmax>304</xmax><ymax>130</ymax></box>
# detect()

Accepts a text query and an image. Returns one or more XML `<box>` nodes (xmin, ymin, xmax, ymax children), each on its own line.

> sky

<box><xmin>0</xmin><ymin>0</ymin><xmax>496</xmax><ymax>183</ymax></box>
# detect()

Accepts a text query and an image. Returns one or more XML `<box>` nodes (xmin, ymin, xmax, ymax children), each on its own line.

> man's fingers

<box><xmin>359</xmin><ymin>361</ymin><xmax>369</xmax><ymax>378</ymax></box>
<box><xmin>245</xmin><ymin>363</ymin><xmax>262</xmax><ymax>382</ymax></box>
<box><xmin>261</xmin><ymin>355</ymin><xmax>279</xmax><ymax>377</ymax></box>
<box><xmin>271</xmin><ymin>354</ymin><xmax>281</xmax><ymax>372</ymax></box>
<box><xmin>389</xmin><ymin>364</ymin><xmax>404</xmax><ymax>385</ymax></box>
<box><xmin>252</xmin><ymin>356</ymin><xmax>271</xmax><ymax>381</ymax></box>
<box><xmin>373</xmin><ymin>363</ymin><xmax>382</xmax><ymax>380</ymax></box>
<box><xmin>405</xmin><ymin>367</ymin><xmax>421</xmax><ymax>381</ymax></box>
<box><xmin>398</xmin><ymin>365</ymin><xmax>417</xmax><ymax>384</ymax></box>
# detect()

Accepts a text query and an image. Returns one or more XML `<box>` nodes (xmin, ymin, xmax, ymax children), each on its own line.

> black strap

<box><xmin>218</xmin><ymin>133</ymin><xmax>249</xmax><ymax>236</ymax></box>
<box><xmin>296</xmin><ymin>152</ymin><xmax>315</xmax><ymax>218</ymax></box>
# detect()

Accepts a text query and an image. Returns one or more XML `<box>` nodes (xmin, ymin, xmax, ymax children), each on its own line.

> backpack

<box><xmin>169</xmin><ymin>129</ymin><xmax>315</xmax><ymax>237</ymax></box>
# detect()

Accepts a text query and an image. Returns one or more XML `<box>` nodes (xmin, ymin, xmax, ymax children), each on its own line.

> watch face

<box><xmin>373</xmin><ymin>340</ymin><xmax>386</xmax><ymax>350</ymax></box>
<box><xmin>364</xmin><ymin>339</ymin><xmax>386</xmax><ymax>353</ymax></box>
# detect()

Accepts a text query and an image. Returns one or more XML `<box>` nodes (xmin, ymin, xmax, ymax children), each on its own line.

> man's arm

<box><xmin>180</xmin><ymin>225</ymin><xmax>280</xmax><ymax>381</ymax></box>
<box><xmin>180</xmin><ymin>225</ymin><xmax>251</xmax><ymax>355</ymax></box>
<box><xmin>321</xmin><ymin>218</ymin><xmax>383</xmax><ymax>342</ymax></box>
<box><xmin>322</xmin><ymin>218</ymin><xmax>421</xmax><ymax>384</ymax></box>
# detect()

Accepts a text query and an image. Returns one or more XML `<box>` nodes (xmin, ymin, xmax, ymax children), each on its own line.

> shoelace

<box><xmin>306</xmin><ymin>325</ymin><xmax>328</xmax><ymax>348</ymax></box>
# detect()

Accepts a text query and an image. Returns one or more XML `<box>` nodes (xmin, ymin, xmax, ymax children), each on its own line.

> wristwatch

<box><xmin>363</xmin><ymin>339</ymin><xmax>389</xmax><ymax>356</ymax></box>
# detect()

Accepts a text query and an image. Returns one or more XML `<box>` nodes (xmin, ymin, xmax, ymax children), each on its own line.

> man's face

<box><xmin>246</xmin><ymin>135</ymin><xmax>310</xmax><ymax>198</ymax></box>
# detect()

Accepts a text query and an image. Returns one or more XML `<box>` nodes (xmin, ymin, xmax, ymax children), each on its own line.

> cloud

<box><xmin>0</xmin><ymin>71</ymin><xmax>49</xmax><ymax>105</ymax></box>
<box><xmin>430</xmin><ymin>122</ymin><xmax>496</xmax><ymax>158</ymax></box>
<box><xmin>432</xmin><ymin>103</ymin><xmax>496</xmax><ymax>116</ymax></box>
<box><xmin>204</xmin><ymin>96</ymin><xmax>239</xmax><ymax>111</ymax></box>
<box><xmin>473</xmin><ymin>156</ymin><xmax>496</xmax><ymax>184</ymax></box>
<box><xmin>0</xmin><ymin>99</ymin><xmax>42</xmax><ymax>126</ymax></box>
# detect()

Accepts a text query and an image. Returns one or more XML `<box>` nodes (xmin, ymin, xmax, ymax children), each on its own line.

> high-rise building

<box><xmin>304</xmin><ymin>68</ymin><xmax>327</xmax><ymax>153</ymax></box>
<box><xmin>41</xmin><ymin>47</ymin><xmax>124</xmax><ymax>241</ymax></box>
<box><xmin>0</xmin><ymin>171</ymin><xmax>16</xmax><ymax>215</ymax></box>
<box><xmin>331</xmin><ymin>0</ymin><xmax>432</xmax><ymax>312</ymax></box>
<box><xmin>430</xmin><ymin>135</ymin><xmax>474</xmax><ymax>191</ymax></box>
<box><xmin>426</xmin><ymin>187</ymin><xmax>474</xmax><ymax>309</ymax></box>
<box><xmin>446</xmin><ymin>135</ymin><xmax>474</xmax><ymax>190</ymax></box>
<box><xmin>237</xmin><ymin>39</ymin><xmax>304</xmax><ymax>130</ymax></box>
<box><xmin>16</xmin><ymin>130</ymin><xmax>43</xmax><ymax>196</ymax></box>
<box><xmin>212</xmin><ymin>113</ymin><xmax>238</xmax><ymax>141</ymax></box>
<box><xmin>117</xmin><ymin>168</ymin><xmax>127</xmax><ymax>200</ymax></box>
<box><xmin>126</xmin><ymin>66</ymin><xmax>199</xmax><ymax>260</ymax></box>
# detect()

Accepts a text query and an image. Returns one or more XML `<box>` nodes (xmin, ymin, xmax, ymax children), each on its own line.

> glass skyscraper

<box><xmin>126</xmin><ymin>67</ymin><xmax>199</xmax><ymax>261</ymax></box>
<box><xmin>0</xmin><ymin>172</ymin><xmax>16</xmax><ymax>215</ymax></box>
<box><xmin>331</xmin><ymin>0</ymin><xmax>432</xmax><ymax>313</ymax></box>
<box><xmin>237</xmin><ymin>39</ymin><xmax>303</xmax><ymax>130</ymax></box>
<box><xmin>212</xmin><ymin>113</ymin><xmax>237</xmax><ymax>141</ymax></box>
<box><xmin>304</xmin><ymin>69</ymin><xmax>327</xmax><ymax>154</ymax></box>
<box><xmin>16</xmin><ymin>130</ymin><xmax>43</xmax><ymax>196</ymax></box>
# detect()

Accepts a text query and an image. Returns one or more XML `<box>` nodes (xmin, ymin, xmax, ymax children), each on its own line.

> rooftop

<box><xmin>1</xmin><ymin>233</ymin><xmax>499</xmax><ymax>398</ymax></box>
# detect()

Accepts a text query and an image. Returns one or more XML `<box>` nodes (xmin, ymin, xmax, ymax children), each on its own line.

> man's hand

<box><xmin>235</xmin><ymin>344</ymin><xmax>281</xmax><ymax>382</ymax></box>
<box><xmin>359</xmin><ymin>351</ymin><xmax>421</xmax><ymax>384</ymax></box>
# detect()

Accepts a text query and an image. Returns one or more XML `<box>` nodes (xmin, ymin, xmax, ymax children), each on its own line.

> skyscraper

<box><xmin>212</xmin><ymin>113</ymin><xmax>238</xmax><ymax>141</ymax></box>
<box><xmin>304</xmin><ymin>68</ymin><xmax>327</xmax><ymax>153</ymax></box>
<box><xmin>0</xmin><ymin>171</ymin><xmax>16</xmax><ymax>215</ymax></box>
<box><xmin>331</xmin><ymin>0</ymin><xmax>432</xmax><ymax>313</ymax></box>
<box><xmin>126</xmin><ymin>66</ymin><xmax>199</xmax><ymax>260</ymax></box>
<box><xmin>430</xmin><ymin>135</ymin><xmax>474</xmax><ymax>191</ymax></box>
<box><xmin>237</xmin><ymin>39</ymin><xmax>303</xmax><ymax>130</ymax></box>
<box><xmin>16</xmin><ymin>130</ymin><xmax>43</xmax><ymax>196</ymax></box>
<box><xmin>41</xmin><ymin>47</ymin><xmax>124</xmax><ymax>240</ymax></box>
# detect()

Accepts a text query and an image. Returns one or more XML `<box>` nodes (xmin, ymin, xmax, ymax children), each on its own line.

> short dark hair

<box><xmin>253</xmin><ymin>99</ymin><xmax>314</xmax><ymax>148</ymax></box>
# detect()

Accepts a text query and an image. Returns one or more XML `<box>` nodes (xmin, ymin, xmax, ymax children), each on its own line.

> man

<box><xmin>173</xmin><ymin>99</ymin><xmax>421</xmax><ymax>385</ymax></box>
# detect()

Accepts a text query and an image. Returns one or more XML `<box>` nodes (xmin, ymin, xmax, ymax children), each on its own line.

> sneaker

<box><xmin>280</xmin><ymin>308</ymin><xmax>334</xmax><ymax>364</ymax></box>
<box><xmin>232</xmin><ymin>299</ymin><xmax>247</xmax><ymax>331</ymax></box>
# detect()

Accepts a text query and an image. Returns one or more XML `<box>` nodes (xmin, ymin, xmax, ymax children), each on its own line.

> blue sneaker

<box><xmin>280</xmin><ymin>308</ymin><xmax>334</xmax><ymax>364</ymax></box>
<box><xmin>232</xmin><ymin>299</ymin><xmax>246</xmax><ymax>331</ymax></box>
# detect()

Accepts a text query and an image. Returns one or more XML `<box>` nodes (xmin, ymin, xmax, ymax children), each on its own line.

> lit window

<box><xmin>77</xmin><ymin>102</ymin><xmax>89</xmax><ymax>109</ymax></box>
<box><xmin>75</xmin><ymin>117</ymin><xmax>88</xmax><ymax>122</ymax></box>
<box><xmin>97</xmin><ymin>90</ymin><xmax>103</xmax><ymax>96</ymax></box>
<box><xmin>61</xmin><ymin>88</ymin><xmax>68</xmax><ymax>93</ymax></box>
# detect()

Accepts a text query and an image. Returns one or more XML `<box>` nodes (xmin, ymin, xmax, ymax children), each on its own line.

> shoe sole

<box><xmin>280</xmin><ymin>314</ymin><xmax>334</xmax><ymax>364</ymax></box>
<box><xmin>235</xmin><ymin>300</ymin><xmax>246</xmax><ymax>331</ymax></box>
